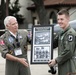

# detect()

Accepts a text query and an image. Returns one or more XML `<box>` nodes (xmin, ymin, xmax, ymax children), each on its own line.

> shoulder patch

<box><xmin>68</xmin><ymin>34</ymin><xmax>74</xmax><ymax>42</ymax></box>
<box><xmin>0</xmin><ymin>40</ymin><xmax>5</xmax><ymax>45</ymax></box>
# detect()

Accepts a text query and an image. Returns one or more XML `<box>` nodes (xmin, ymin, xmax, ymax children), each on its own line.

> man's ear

<box><xmin>6</xmin><ymin>24</ymin><xmax>9</xmax><ymax>28</ymax></box>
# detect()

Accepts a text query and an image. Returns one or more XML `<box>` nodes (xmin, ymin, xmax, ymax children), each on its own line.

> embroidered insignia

<box><xmin>68</xmin><ymin>34</ymin><xmax>74</xmax><ymax>42</ymax></box>
<box><xmin>18</xmin><ymin>35</ymin><xmax>22</xmax><ymax>39</ymax></box>
<box><xmin>0</xmin><ymin>40</ymin><xmax>5</xmax><ymax>45</ymax></box>
<box><xmin>8</xmin><ymin>37</ymin><xmax>14</xmax><ymax>43</ymax></box>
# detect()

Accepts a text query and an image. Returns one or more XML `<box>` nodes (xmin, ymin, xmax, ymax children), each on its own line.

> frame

<box><xmin>31</xmin><ymin>25</ymin><xmax>54</xmax><ymax>64</ymax></box>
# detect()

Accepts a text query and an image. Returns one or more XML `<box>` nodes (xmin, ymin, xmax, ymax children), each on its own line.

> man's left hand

<box><xmin>48</xmin><ymin>59</ymin><xmax>56</xmax><ymax>67</ymax></box>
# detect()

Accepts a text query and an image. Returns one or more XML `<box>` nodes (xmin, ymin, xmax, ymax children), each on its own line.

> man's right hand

<box><xmin>6</xmin><ymin>54</ymin><xmax>29</xmax><ymax>67</ymax></box>
<box><xmin>17</xmin><ymin>58</ymin><xmax>29</xmax><ymax>67</ymax></box>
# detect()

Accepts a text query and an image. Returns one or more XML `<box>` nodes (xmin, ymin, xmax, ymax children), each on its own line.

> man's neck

<box><xmin>63</xmin><ymin>24</ymin><xmax>69</xmax><ymax>30</ymax></box>
<box><xmin>9</xmin><ymin>31</ymin><xmax>17</xmax><ymax>38</ymax></box>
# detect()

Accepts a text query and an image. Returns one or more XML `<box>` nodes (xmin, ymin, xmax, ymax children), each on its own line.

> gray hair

<box><xmin>4</xmin><ymin>16</ymin><xmax>17</xmax><ymax>28</ymax></box>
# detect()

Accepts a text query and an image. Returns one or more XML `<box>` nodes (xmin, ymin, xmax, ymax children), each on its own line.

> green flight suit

<box><xmin>54</xmin><ymin>26</ymin><xmax>76</xmax><ymax>75</ymax></box>
<box><xmin>0</xmin><ymin>30</ymin><xmax>31</xmax><ymax>75</ymax></box>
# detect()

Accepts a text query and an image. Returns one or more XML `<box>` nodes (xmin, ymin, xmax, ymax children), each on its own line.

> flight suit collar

<box><xmin>5</xmin><ymin>30</ymin><xmax>18</xmax><ymax>38</ymax></box>
<box><xmin>5</xmin><ymin>30</ymin><xmax>12</xmax><ymax>37</ymax></box>
<box><xmin>61</xmin><ymin>25</ymin><xmax>71</xmax><ymax>35</ymax></box>
<box><xmin>9</xmin><ymin>31</ymin><xmax>17</xmax><ymax>38</ymax></box>
<box><xmin>5</xmin><ymin>30</ymin><xmax>22</xmax><ymax>40</ymax></box>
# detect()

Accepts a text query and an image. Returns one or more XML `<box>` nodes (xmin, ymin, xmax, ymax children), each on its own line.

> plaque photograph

<box><xmin>31</xmin><ymin>25</ymin><xmax>54</xmax><ymax>64</ymax></box>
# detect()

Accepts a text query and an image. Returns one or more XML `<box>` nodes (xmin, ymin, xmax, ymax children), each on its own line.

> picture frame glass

<box><xmin>31</xmin><ymin>25</ymin><xmax>54</xmax><ymax>64</ymax></box>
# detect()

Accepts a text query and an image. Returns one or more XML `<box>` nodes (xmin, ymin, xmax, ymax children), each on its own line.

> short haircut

<box><xmin>57</xmin><ymin>9</ymin><xmax>69</xmax><ymax>17</ymax></box>
<box><xmin>4</xmin><ymin>16</ymin><xmax>17</xmax><ymax>28</ymax></box>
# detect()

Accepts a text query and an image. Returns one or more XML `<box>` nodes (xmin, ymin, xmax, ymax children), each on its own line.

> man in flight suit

<box><xmin>48</xmin><ymin>9</ymin><xmax>76</xmax><ymax>75</ymax></box>
<box><xmin>0</xmin><ymin>16</ymin><xmax>31</xmax><ymax>75</ymax></box>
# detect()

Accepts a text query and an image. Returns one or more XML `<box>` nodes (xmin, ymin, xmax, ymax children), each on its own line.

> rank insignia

<box><xmin>68</xmin><ymin>34</ymin><xmax>74</xmax><ymax>42</ymax></box>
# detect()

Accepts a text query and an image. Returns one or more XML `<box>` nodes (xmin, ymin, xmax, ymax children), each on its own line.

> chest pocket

<box><xmin>58</xmin><ymin>34</ymin><xmax>67</xmax><ymax>51</ymax></box>
<box><xmin>3</xmin><ymin>38</ymin><xmax>15</xmax><ymax>55</ymax></box>
<box><xmin>19</xmin><ymin>34</ymin><xmax>28</xmax><ymax>46</ymax></box>
<box><xmin>63</xmin><ymin>35</ymin><xmax>68</xmax><ymax>49</ymax></box>
<box><xmin>59</xmin><ymin>34</ymin><xmax>65</xmax><ymax>44</ymax></box>
<box><xmin>62</xmin><ymin>33</ymin><xmax>73</xmax><ymax>50</ymax></box>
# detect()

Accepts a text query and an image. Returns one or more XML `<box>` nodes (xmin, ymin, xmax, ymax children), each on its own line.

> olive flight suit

<box><xmin>0</xmin><ymin>30</ymin><xmax>31</xmax><ymax>75</ymax></box>
<box><xmin>53</xmin><ymin>26</ymin><xmax>76</xmax><ymax>75</ymax></box>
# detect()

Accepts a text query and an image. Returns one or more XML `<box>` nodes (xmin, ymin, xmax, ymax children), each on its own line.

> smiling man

<box><xmin>48</xmin><ymin>9</ymin><xmax>76</xmax><ymax>75</ymax></box>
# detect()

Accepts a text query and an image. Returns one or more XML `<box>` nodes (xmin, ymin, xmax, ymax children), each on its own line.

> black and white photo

<box><xmin>31</xmin><ymin>25</ymin><xmax>54</xmax><ymax>64</ymax></box>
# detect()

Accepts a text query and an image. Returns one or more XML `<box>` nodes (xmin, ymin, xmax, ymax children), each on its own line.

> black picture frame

<box><xmin>31</xmin><ymin>25</ymin><xmax>54</xmax><ymax>64</ymax></box>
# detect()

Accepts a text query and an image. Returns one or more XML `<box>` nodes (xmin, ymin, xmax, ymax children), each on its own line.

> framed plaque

<box><xmin>31</xmin><ymin>25</ymin><xmax>54</xmax><ymax>64</ymax></box>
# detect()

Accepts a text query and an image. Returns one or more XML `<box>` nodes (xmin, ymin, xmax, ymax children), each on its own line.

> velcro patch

<box><xmin>68</xmin><ymin>34</ymin><xmax>74</xmax><ymax>42</ymax></box>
